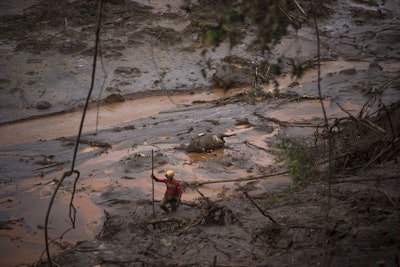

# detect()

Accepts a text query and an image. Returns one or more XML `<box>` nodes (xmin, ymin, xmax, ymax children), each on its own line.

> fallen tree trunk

<box><xmin>184</xmin><ymin>170</ymin><xmax>289</xmax><ymax>187</ymax></box>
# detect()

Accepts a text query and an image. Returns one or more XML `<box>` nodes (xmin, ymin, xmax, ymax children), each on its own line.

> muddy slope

<box><xmin>45</xmin><ymin>162</ymin><xmax>400</xmax><ymax>267</ymax></box>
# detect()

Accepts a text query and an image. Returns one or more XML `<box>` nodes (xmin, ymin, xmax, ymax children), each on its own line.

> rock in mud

<box><xmin>186</xmin><ymin>133</ymin><xmax>235</xmax><ymax>153</ymax></box>
<box><xmin>213</xmin><ymin>64</ymin><xmax>253</xmax><ymax>89</ymax></box>
<box><xmin>339</xmin><ymin>68</ymin><xmax>357</xmax><ymax>75</ymax></box>
<box><xmin>235</xmin><ymin>117</ymin><xmax>252</xmax><ymax>126</ymax></box>
<box><xmin>114</xmin><ymin>66</ymin><xmax>142</xmax><ymax>78</ymax></box>
<box><xmin>212</xmin><ymin>55</ymin><xmax>271</xmax><ymax>89</ymax></box>
<box><xmin>105</xmin><ymin>93</ymin><xmax>125</xmax><ymax>103</ymax></box>
<box><xmin>35</xmin><ymin>101</ymin><xmax>51</xmax><ymax>110</ymax></box>
<box><xmin>132</xmin><ymin>26</ymin><xmax>182</xmax><ymax>46</ymax></box>
<box><xmin>58</xmin><ymin>40</ymin><xmax>87</xmax><ymax>55</ymax></box>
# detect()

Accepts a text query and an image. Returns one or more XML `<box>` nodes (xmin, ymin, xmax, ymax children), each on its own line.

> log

<box><xmin>243</xmin><ymin>191</ymin><xmax>278</xmax><ymax>225</ymax></box>
<box><xmin>185</xmin><ymin>171</ymin><xmax>288</xmax><ymax>187</ymax></box>
<box><xmin>336</xmin><ymin>102</ymin><xmax>386</xmax><ymax>134</ymax></box>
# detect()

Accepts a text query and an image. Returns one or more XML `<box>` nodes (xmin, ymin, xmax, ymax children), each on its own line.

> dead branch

<box><xmin>361</xmin><ymin>136</ymin><xmax>400</xmax><ymax>171</ymax></box>
<box><xmin>32</xmin><ymin>162</ymin><xmax>64</xmax><ymax>171</ymax></box>
<box><xmin>377</xmin><ymin>188</ymin><xmax>399</xmax><ymax>209</ymax></box>
<box><xmin>379</xmin><ymin>99</ymin><xmax>398</xmax><ymax>164</ymax></box>
<box><xmin>334</xmin><ymin>175</ymin><xmax>400</xmax><ymax>184</ymax></box>
<box><xmin>57</xmin><ymin>137</ymin><xmax>112</xmax><ymax>148</ymax></box>
<box><xmin>272</xmin><ymin>93</ymin><xmax>321</xmax><ymax>109</ymax></box>
<box><xmin>294</xmin><ymin>0</ymin><xmax>307</xmax><ymax>15</ymax></box>
<box><xmin>146</xmin><ymin>217</ymin><xmax>185</xmax><ymax>225</ymax></box>
<box><xmin>243</xmin><ymin>191</ymin><xmax>278</xmax><ymax>225</ymax></box>
<box><xmin>179</xmin><ymin>216</ymin><xmax>202</xmax><ymax>235</ymax></box>
<box><xmin>185</xmin><ymin>171</ymin><xmax>288</xmax><ymax>187</ymax></box>
<box><xmin>336</xmin><ymin>102</ymin><xmax>386</xmax><ymax>135</ymax></box>
<box><xmin>244</xmin><ymin>140</ymin><xmax>270</xmax><ymax>152</ymax></box>
<box><xmin>101</xmin><ymin>258</ymin><xmax>150</xmax><ymax>265</ymax></box>
<box><xmin>253</xmin><ymin>112</ymin><xmax>318</xmax><ymax>127</ymax></box>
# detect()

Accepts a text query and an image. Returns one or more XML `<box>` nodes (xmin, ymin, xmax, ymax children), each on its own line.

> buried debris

<box><xmin>243</xmin><ymin>191</ymin><xmax>278</xmax><ymax>225</ymax></box>
<box><xmin>144</xmin><ymin>198</ymin><xmax>239</xmax><ymax>237</ymax></box>
<box><xmin>183</xmin><ymin>170</ymin><xmax>288</xmax><ymax>188</ymax></box>
<box><xmin>186</xmin><ymin>133</ymin><xmax>236</xmax><ymax>153</ymax></box>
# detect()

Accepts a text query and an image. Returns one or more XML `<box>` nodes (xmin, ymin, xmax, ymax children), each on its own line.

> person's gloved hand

<box><xmin>151</xmin><ymin>174</ymin><xmax>156</xmax><ymax>179</ymax></box>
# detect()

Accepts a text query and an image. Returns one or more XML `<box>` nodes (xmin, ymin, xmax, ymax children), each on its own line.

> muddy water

<box><xmin>0</xmin><ymin>59</ymin><xmax>384</xmax><ymax>148</ymax></box>
<box><xmin>1</xmin><ymin>58</ymin><xmax>399</xmax><ymax>266</ymax></box>
<box><xmin>0</xmin><ymin>91</ymin><xmax>224</xmax><ymax>147</ymax></box>
<box><xmin>1</xmin><ymin>0</ymin><xmax>400</xmax><ymax>265</ymax></box>
<box><xmin>0</xmin><ymin>173</ymin><xmax>102</xmax><ymax>266</ymax></box>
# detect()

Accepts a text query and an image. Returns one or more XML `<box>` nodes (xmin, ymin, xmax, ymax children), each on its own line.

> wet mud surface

<box><xmin>0</xmin><ymin>0</ymin><xmax>400</xmax><ymax>266</ymax></box>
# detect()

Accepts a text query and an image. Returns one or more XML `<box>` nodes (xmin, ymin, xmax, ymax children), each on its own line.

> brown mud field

<box><xmin>0</xmin><ymin>0</ymin><xmax>400</xmax><ymax>266</ymax></box>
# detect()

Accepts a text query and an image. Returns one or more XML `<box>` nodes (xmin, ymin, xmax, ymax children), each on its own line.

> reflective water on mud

<box><xmin>0</xmin><ymin>59</ymin><xmax>386</xmax><ymax>148</ymax></box>
<box><xmin>0</xmin><ymin>174</ymin><xmax>102</xmax><ymax>266</ymax></box>
<box><xmin>1</xmin><ymin>0</ymin><xmax>399</xmax><ymax>264</ymax></box>
<box><xmin>1</xmin><ymin>57</ymin><xmax>399</xmax><ymax>266</ymax></box>
<box><xmin>0</xmin><ymin>90</ymin><xmax>224</xmax><ymax>147</ymax></box>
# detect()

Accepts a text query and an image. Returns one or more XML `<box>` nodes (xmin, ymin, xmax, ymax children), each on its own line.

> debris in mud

<box><xmin>112</xmin><ymin>124</ymin><xmax>136</xmax><ymax>132</ymax></box>
<box><xmin>212</xmin><ymin>55</ymin><xmax>270</xmax><ymax>89</ymax></box>
<box><xmin>114</xmin><ymin>66</ymin><xmax>142</xmax><ymax>78</ymax></box>
<box><xmin>105</xmin><ymin>93</ymin><xmax>125</xmax><ymax>103</ymax></box>
<box><xmin>40</xmin><ymin>152</ymin><xmax>400</xmax><ymax>267</ymax></box>
<box><xmin>0</xmin><ymin>218</ymin><xmax>23</xmax><ymax>230</ymax></box>
<box><xmin>214</xmin><ymin>88</ymin><xmax>320</xmax><ymax>106</ymax></box>
<box><xmin>35</xmin><ymin>100</ymin><xmax>52</xmax><ymax>110</ymax></box>
<box><xmin>185</xmin><ymin>133</ymin><xmax>235</xmax><ymax>153</ymax></box>
<box><xmin>234</xmin><ymin>117</ymin><xmax>252</xmax><ymax>127</ymax></box>
<box><xmin>132</xmin><ymin>26</ymin><xmax>182</xmax><ymax>46</ymax></box>
<box><xmin>57</xmin><ymin>137</ymin><xmax>112</xmax><ymax>149</ymax></box>
<box><xmin>315</xmin><ymin>100</ymin><xmax>400</xmax><ymax>173</ymax></box>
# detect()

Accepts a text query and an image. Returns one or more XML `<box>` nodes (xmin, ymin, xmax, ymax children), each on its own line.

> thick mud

<box><xmin>0</xmin><ymin>0</ymin><xmax>399</xmax><ymax>266</ymax></box>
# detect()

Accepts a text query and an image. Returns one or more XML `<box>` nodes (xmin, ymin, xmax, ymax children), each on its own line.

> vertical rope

<box><xmin>44</xmin><ymin>1</ymin><xmax>103</xmax><ymax>265</ymax></box>
<box><xmin>151</xmin><ymin>149</ymin><xmax>155</xmax><ymax>216</ymax></box>
<box><xmin>309</xmin><ymin>0</ymin><xmax>333</xmax><ymax>265</ymax></box>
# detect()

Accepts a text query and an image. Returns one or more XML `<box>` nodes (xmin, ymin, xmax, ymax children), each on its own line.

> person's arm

<box><xmin>151</xmin><ymin>173</ymin><xmax>161</xmax><ymax>182</ymax></box>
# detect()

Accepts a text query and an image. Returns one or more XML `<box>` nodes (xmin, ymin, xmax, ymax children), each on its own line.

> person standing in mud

<box><xmin>151</xmin><ymin>170</ymin><xmax>182</xmax><ymax>214</ymax></box>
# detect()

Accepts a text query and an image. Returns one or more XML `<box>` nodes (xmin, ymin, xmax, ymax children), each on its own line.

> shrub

<box><xmin>272</xmin><ymin>136</ymin><xmax>317</xmax><ymax>187</ymax></box>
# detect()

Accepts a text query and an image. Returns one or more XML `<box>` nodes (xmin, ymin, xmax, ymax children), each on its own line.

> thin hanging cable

<box><xmin>149</xmin><ymin>44</ymin><xmax>177</xmax><ymax>106</ymax></box>
<box><xmin>149</xmin><ymin>143</ymin><xmax>185</xmax><ymax>183</ymax></box>
<box><xmin>44</xmin><ymin>1</ymin><xmax>103</xmax><ymax>266</ymax></box>
<box><xmin>95</xmin><ymin>44</ymin><xmax>108</xmax><ymax>134</ymax></box>
<box><xmin>309</xmin><ymin>0</ymin><xmax>333</xmax><ymax>265</ymax></box>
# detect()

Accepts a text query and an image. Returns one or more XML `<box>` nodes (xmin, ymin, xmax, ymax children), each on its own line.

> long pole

<box><xmin>151</xmin><ymin>149</ymin><xmax>155</xmax><ymax>216</ymax></box>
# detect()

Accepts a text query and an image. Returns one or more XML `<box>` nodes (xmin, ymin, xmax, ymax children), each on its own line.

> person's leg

<box><xmin>170</xmin><ymin>200</ymin><xmax>177</xmax><ymax>212</ymax></box>
<box><xmin>160</xmin><ymin>196</ymin><xmax>170</xmax><ymax>213</ymax></box>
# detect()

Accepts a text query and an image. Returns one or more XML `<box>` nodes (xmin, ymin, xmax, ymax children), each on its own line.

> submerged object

<box><xmin>186</xmin><ymin>133</ymin><xmax>235</xmax><ymax>153</ymax></box>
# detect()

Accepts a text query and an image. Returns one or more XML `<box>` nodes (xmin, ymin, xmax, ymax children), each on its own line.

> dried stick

<box><xmin>334</xmin><ymin>175</ymin><xmax>400</xmax><ymax>184</ymax></box>
<box><xmin>186</xmin><ymin>171</ymin><xmax>288</xmax><ymax>187</ymax></box>
<box><xmin>244</xmin><ymin>140</ymin><xmax>270</xmax><ymax>152</ymax></box>
<box><xmin>243</xmin><ymin>191</ymin><xmax>278</xmax><ymax>225</ymax></box>
<box><xmin>336</xmin><ymin>102</ymin><xmax>386</xmax><ymax>134</ymax></box>
<box><xmin>377</xmin><ymin>188</ymin><xmax>399</xmax><ymax>209</ymax></box>
<box><xmin>361</xmin><ymin>137</ymin><xmax>400</xmax><ymax>171</ymax></box>
<box><xmin>253</xmin><ymin>112</ymin><xmax>318</xmax><ymax>127</ymax></box>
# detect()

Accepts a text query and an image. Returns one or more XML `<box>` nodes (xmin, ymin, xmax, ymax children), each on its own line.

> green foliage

<box><xmin>182</xmin><ymin>0</ymin><xmax>308</xmax><ymax>51</ymax></box>
<box><xmin>272</xmin><ymin>136</ymin><xmax>317</xmax><ymax>187</ymax></box>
